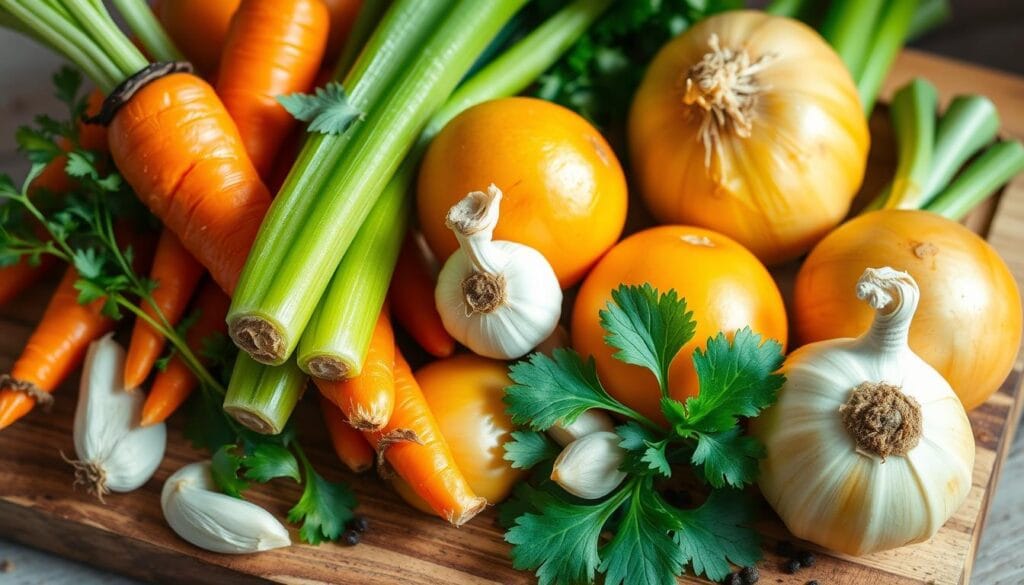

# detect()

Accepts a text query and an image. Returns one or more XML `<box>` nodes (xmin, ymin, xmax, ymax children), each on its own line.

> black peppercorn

<box><xmin>798</xmin><ymin>551</ymin><xmax>816</xmax><ymax>568</ymax></box>
<box><xmin>739</xmin><ymin>565</ymin><xmax>759</xmax><ymax>583</ymax></box>
<box><xmin>723</xmin><ymin>572</ymin><xmax>743</xmax><ymax>585</ymax></box>
<box><xmin>349</xmin><ymin>515</ymin><xmax>369</xmax><ymax>533</ymax></box>
<box><xmin>783</xmin><ymin>559</ymin><xmax>802</xmax><ymax>574</ymax></box>
<box><xmin>342</xmin><ymin>529</ymin><xmax>361</xmax><ymax>546</ymax></box>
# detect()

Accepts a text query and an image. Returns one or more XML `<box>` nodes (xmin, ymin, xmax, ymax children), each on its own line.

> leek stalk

<box><xmin>926</xmin><ymin>141</ymin><xmax>1024</xmax><ymax>221</ymax></box>
<box><xmin>856</xmin><ymin>0</ymin><xmax>917</xmax><ymax>115</ymax></box>
<box><xmin>820</xmin><ymin>0</ymin><xmax>885</xmax><ymax>80</ymax></box>
<box><xmin>882</xmin><ymin>78</ymin><xmax>938</xmax><ymax>210</ymax></box>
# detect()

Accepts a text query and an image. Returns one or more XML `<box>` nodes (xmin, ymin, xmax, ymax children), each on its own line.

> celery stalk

<box><xmin>907</xmin><ymin>0</ymin><xmax>951</xmax><ymax>41</ymax></box>
<box><xmin>921</xmin><ymin>95</ymin><xmax>1000</xmax><ymax>204</ymax></box>
<box><xmin>820</xmin><ymin>0</ymin><xmax>885</xmax><ymax>80</ymax></box>
<box><xmin>223</xmin><ymin>353</ymin><xmax>307</xmax><ymax>435</ymax></box>
<box><xmin>331</xmin><ymin>0</ymin><xmax>388</xmax><ymax>80</ymax></box>
<box><xmin>882</xmin><ymin>78</ymin><xmax>938</xmax><ymax>210</ymax></box>
<box><xmin>926</xmin><ymin>141</ymin><xmax>1024</xmax><ymax>221</ymax></box>
<box><xmin>856</xmin><ymin>0</ymin><xmax>917</xmax><ymax>115</ymax></box>
<box><xmin>110</xmin><ymin>0</ymin><xmax>183</xmax><ymax>63</ymax></box>
<box><xmin>228</xmin><ymin>0</ymin><xmax>528</xmax><ymax>366</ymax></box>
<box><xmin>293</xmin><ymin>0</ymin><xmax>614</xmax><ymax>379</ymax></box>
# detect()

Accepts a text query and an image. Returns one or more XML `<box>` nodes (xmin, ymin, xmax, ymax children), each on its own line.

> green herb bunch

<box><xmin>501</xmin><ymin>284</ymin><xmax>784</xmax><ymax>585</ymax></box>
<box><xmin>0</xmin><ymin>67</ymin><xmax>355</xmax><ymax>545</ymax></box>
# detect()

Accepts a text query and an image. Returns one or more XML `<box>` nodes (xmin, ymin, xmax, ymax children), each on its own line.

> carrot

<box><xmin>1</xmin><ymin>91</ymin><xmax>107</xmax><ymax>306</ymax></box>
<box><xmin>312</xmin><ymin>309</ymin><xmax>395</xmax><ymax>430</ymax></box>
<box><xmin>362</xmin><ymin>348</ymin><xmax>486</xmax><ymax>526</ymax></box>
<box><xmin>390</xmin><ymin>235</ymin><xmax>456</xmax><ymax>358</ymax></box>
<box><xmin>124</xmin><ymin>230</ymin><xmax>205</xmax><ymax>388</ymax></box>
<box><xmin>319</xmin><ymin>395</ymin><xmax>374</xmax><ymax>473</ymax></box>
<box><xmin>216</xmin><ymin>0</ymin><xmax>329</xmax><ymax>178</ymax></box>
<box><xmin>154</xmin><ymin>0</ymin><xmax>241</xmax><ymax>77</ymax></box>
<box><xmin>108</xmin><ymin>72</ymin><xmax>273</xmax><ymax>295</ymax></box>
<box><xmin>140</xmin><ymin>280</ymin><xmax>230</xmax><ymax>426</ymax></box>
<box><xmin>0</xmin><ymin>266</ymin><xmax>114</xmax><ymax>429</ymax></box>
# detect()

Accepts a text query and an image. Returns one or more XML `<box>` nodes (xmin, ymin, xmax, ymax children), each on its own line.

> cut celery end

<box><xmin>223</xmin><ymin>353</ymin><xmax>307</xmax><ymax>435</ymax></box>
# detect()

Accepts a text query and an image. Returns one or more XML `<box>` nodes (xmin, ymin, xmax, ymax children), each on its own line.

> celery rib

<box><xmin>856</xmin><ymin>0</ymin><xmax>917</xmax><ymax>116</ymax></box>
<box><xmin>926</xmin><ymin>141</ymin><xmax>1024</xmax><ymax>221</ymax></box>
<box><xmin>223</xmin><ymin>353</ymin><xmax>307</xmax><ymax>435</ymax></box>
<box><xmin>883</xmin><ymin>78</ymin><xmax>938</xmax><ymax>210</ymax></box>
<box><xmin>820</xmin><ymin>0</ymin><xmax>885</xmax><ymax>80</ymax></box>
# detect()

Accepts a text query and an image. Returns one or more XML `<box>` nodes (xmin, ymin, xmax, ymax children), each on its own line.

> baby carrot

<box><xmin>319</xmin><ymin>395</ymin><xmax>374</xmax><ymax>473</ymax></box>
<box><xmin>217</xmin><ymin>0</ymin><xmax>329</xmax><ymax>178</ymax></box>
<box><xmin>140</xmin><ymin>280</ymin><xmax>230</xmax><ymax>426</ymax></box>
<box><xmin>123</xmin><ymin>230</ymin><xmax>204</xmax><ymax>389</ymax></box>
<box><xmin>363</xmin><ymin>348</ymin><xmax>486</xmax><ymax>526</ymax></box>
<box><xmin>389</xmin><ymin>234</ymin><xmax>455</xmax><ymax>358</ymax></box>
<box><xmin>312</xmin><ymin>309</ymin><xmax>395</xmax><ymax>430</ymax></box>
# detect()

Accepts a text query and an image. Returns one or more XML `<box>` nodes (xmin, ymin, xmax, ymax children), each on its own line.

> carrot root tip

<box><xmin>230</xmin><ymin>317</ymin><xmax>286</xmax><ymax>364</ymax></box>
<box><xmin>374</xmin><ymin>428</ymin><xmax>423</xmax><ymax>478</ymax></box>
<box><xmin>0</xmin><ymin>375</ymin><xmax>54</xmax><ymax>411</ymax></box>
<box><xmin>348</xmin><ymin>406</ymin><xmax>388</xmax><ymax>432</ymax></box>
<box><xmin>306</xmin><ymin>357</ymin><xmax>351</xmax><ymax>381</ymax></box>
<box><xmin>449</xmin><ymin>497</ymin><xmax>488</xmax><ymax>527</ymax></box>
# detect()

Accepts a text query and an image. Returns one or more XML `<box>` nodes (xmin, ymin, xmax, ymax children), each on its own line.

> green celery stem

<box><xmin>926</xmin><ymin>141</ymin><xmax>1024</xmax><ymax>221</ymax></box>
<box><xmin>857</xmin><ymin>0</ymin><xmax>917</xmax><ymax>116</ymax></box>
<box><xmin>331</xmin><ymin>0</ymin><xmax>388</xmax><ymax>80</ymax></box>
<box><xmin>882</xmin><ymin>78</ymin><xmax>938</xmax><ymax>210</ymax></box>
<box><xmin>297</xmin><ymin>170</ymin><xmax>409</xmax><ymax>378</ymax></box>
<box><xmin>228</xmin><ymin>0</ymin><xmax>528</xmax><ymax>365</ymax></box>
<box><xmin>819</xmin><ymin>0</ymin><xmax>885</xmax><ymax>80</ymax></box>
<box><xmin>907</xmin><ymin>0</ymin><xmax>951</xmax><ymax>41</ymax></box>
<box><xmin>921</xmin><ymin>95</ymin><xmax>1000</xmax><ymax>204</ymax></box>
<box><xmin>110</xmin><ymin>0</ymin><xmax>183</xmax><ymax>63</ymax></box>
<box><xmin>223</xmin><ymin>353</ymin><xmax>307</xmax><ymax>435</ymax></box>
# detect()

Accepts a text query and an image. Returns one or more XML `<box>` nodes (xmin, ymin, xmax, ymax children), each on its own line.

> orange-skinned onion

<box><xmin>572</xmin><ymin>226</ymin><xmax>788</xmax><ymax>424</ymax></box>
<box><xmin>628</xmin><ymin>10</ymin><xmax>869</xmax><ymax>265</ymax></box>
<box><xmin>794</xmin><ymin>210</ymin><xmax>1022</xmax><ymax>410</ymax></box>
<box><xmin>392</xmin><ymin>354</ymin><xmax>524</xmax><ymax>513</ymax></box>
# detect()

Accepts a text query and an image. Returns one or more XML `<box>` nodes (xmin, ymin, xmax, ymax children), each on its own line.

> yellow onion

<box><xmin>628</xmin><ymin>11</ymin><xmax>869</xmax><ymax>265</ymax></box>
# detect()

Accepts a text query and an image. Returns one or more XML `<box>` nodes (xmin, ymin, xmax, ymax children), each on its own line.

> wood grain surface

<box><xmin>1</xmin><ymin>48</ymin><xmax>1023</xmax><ymax>585</ymax></box>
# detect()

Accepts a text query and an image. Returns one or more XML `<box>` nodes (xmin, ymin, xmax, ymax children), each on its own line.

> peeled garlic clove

<box><xmin>71</xmin><ymin>334</ymin><xmax>166</xmax><ymax>496</ymax></box>
<box><xmin>162</xmin><ymin>461</ymin><xmax>291</xmax><ymax>554</ymax></box>
<box><xmin>551</xmin><ymin>431</ymin><xmax>627</xmax><ymax>499</ymax></box>
<box><xmin>547</xmin><ymin>410</ymin><xmax>615</xmax><ymax>447</ymax></box>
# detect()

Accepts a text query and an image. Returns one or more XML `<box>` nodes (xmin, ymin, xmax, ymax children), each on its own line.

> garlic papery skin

<box><xmin>550</xmin><ymin>431</ymin><xmax>628</xmax><ymax>499</ymax></box>
<box><xmin>752</xmin><ymin>267</ymin><xmax>975</xmax><ymax>556</ymax></box>
<box><xmin>71</xmin><ymin>334</ymin><xmax>166</xmax><ymax>497</ymax></box>
<box><xmin>161</xmin><ymin>461</ymin><xmax>291</xmax><ymax>554</ymax></box>
<box><xmin>435</xmin><ymin>184</ymin><xmax>562</xmax><ymax>360</ymax></box>
<box><xmin>548</xmin><ymin>410</ymin><xmax>616</xmax><ymax>447</ymax></box>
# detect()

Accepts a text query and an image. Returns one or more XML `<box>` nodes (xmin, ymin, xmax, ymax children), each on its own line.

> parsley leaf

<box><xmin>600</xmin><ymin>284</ymin><xmax>694</xmax><ymax>395</ymax></box>
<box><xmin>244</xmin><ymin>443</ymin><xmax>301</xmax><ymax>483</ymax></box>
<box><xmin>600</xmin><ymin>480</ymin><xmax>685</xmax><ymax>585</ymax></box>
<box><xmin>278</xmin><ymin>82</ymin><xmax>363</xmax><ymax>135</ymax></box>
<box><xmin>288</xmin><ymin>455</ymin><xmax>357</xmax><ymax>545</ymax></box>
<box><xmin>505</xmin><ymin>348</ymin><xmax>628</xmax><ymax>431</ymax></box>
<box><xmin>504</xmin><ymin>431</ymin><xmax>560</xmax><ymax>470</ymax></box>
<box><xmin>690</xmin><ymin>427</ymin><xmax>764</xmax><ymax>488</ymax></box>
<box><xmin>639</xmin><ymin>440</ymin><xmax>671</xmax><ymax>478</ymax></box>
<box><xmin>507</xmin><ymin>486</ymin><xmax>627</xmax><ymax>585</ymax></box>
<box><xmin>616</xmin><ymin>421</ymin><xmax>658</xmax><ymax>451</ymax></box>
<box><xmin>675</xmin><ymin>490</ymin><xmax>761</xmax><ymax>582</ymax></box>
<box><xmin>680</xmin><ymin>328</ymin><xmax>785</xmax><ymax>434</ymax></box>
<box><xmin>210</xmin><ymin>445</ymin><xmax>249</xmax><ymax>498</ymax></box>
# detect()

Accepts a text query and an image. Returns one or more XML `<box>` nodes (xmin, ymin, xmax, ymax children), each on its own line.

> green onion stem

<box><xmin>820</xmin><ymin>0</ymin><xmax>885</xmax><ymax>80</ymax></box>
<box><xmin>60</xmin><ymin>0</ymin><xmax>146</xmax><ymax>79</ymax></box>
<box><xmin>856</xmin><ymin>0</ymin><xmax>917</xmax><ymax>116</ymax></box>
<box><xmin>907</xmin><ymin>0</ymin><xmax>951</xmax><ymax>41</ymax></box>
<box><xmin>926</xmin><ymin>141</ymin><xmax>1024</xmax><ymax>221</ymax></box>
<box><xmin>331</xmin><ymin>0</ymin><xmax>388</xmax><ymax>80</ymax></box>
<box><xmin>109</xmin><ymin>0</ymin><xmax>183</xmax><ymax>63</ymax></box>
<box><xmin>223</xmin><ymin>353</ymin><xmax>307</xmax><ymax>435</ymax></box>
<box><xmin>882</xmin><ymin>78</ymin><xmax>938</xmax><ymax>210</ymax></box>
<box><xmin>922</xmin><ymin>95</ymin><xmax>1000</xmax><ymax>204</ymax></box>
<box><xmin>228</xmin><ymin>0</ymin><xmax>527</xmax><ymax>365</ymax></box>
<box><xmin>764</xmin><ymin>0</ymin><xmax>809</xmax><ymax>18</ymax></box>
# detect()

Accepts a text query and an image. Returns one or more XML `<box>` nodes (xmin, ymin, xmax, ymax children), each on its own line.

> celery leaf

<box><xmin>278</xmin><ymin>82</ymin><xmax>363</xmax><ymax>135</ymax></box>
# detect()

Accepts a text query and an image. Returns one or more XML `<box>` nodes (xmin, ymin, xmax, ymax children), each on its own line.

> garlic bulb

<box><xmin>753</xmin><ymin>267</ymin><xmax>975</xmax><ymax>556</ymax></box>
<box><xmin>71</xmin><ymin>334</ymin><xmax>166</xmax><ymax>498</ymax></box>
<box><xmin>548</xmin><ymin>410</ymin><xmax>615</xmax><ymax>447</ymax></box>
<box><xmin>162</xmin><ymin>460</ymin><xmax>291</xmax><ymax>554</ymax></box>
<box><xmin>550</xmin><ymin>431</ymin><xmax>628</xmax><ymax>499</ymax></box>
<box><xmin>435</xmin><ymin>185</ymin><xmax>562</xmax><ymax>359</ymax></box>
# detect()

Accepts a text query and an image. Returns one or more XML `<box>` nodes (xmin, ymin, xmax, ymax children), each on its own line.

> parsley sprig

<box><xmin>1</xmin><ymin>67</ymin><xmax>356</xmax><ymax>544</ymax></box>
<box><xmin>502</xmin><ymin>284</ymin><xmax>784</xmax><ymax>584</ymax></box>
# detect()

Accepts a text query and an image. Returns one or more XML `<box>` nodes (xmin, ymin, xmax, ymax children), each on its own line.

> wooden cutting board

<box><xmin>1</xmin><ymin>49</ymin><xmax>1022</xmax><ymax>585</ymax></box>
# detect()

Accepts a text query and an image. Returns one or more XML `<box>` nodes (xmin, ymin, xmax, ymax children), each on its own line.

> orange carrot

<box><xmin>124</xmin><ymin>230</ymin><xmax>205</xmax><ymax>388</ymax></box>
<box><xmin>140</xmin><ymin>280</ymin><xmax>230</xmax><ymax>426</ymax></box>
<box><xmin>1</xmin><ymin>91</ymin><xmax>107</xmax><ymax>306</ymax></box>
<box><xmin>216</xmin><ymin>0</ymin><xmax>329</xmax><ymax>178</ymax></box>
<box><xmin>320</xmin><ymin>395</ymin><xmax>374</xmax><ymax>473</ymax></box>
<box><xmin>363</xmin><ymin>349</ymin><xmax>485</xmax><ymax>526</ymax></box>
<box><xmin>312</xmin><ymin>310</ymin><xmax>395</xmax><ymax>430</ymax></box>
<box><xmin>108</xmin><ymin>72</ymin><xmax>273</xmax><ymax>295</ymax></box>
<box><xmin>154</xmin><ymin>0</ymin><xmax>241</xmax><ymax>77</ymax></box>
<box><xmin>0</xmin><ymin>266</ymin><xmax>114</xmax><ymax>429</ymax></box>
<box><xmin>390</xmin><ymin>235</ymin><xmax>455</xmax><ymax>358</ymax></box>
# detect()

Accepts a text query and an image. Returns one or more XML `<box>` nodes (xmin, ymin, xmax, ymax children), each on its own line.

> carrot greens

<box><xmin>503</xmin><ymin>284</ymin><xmax>784</xmax><ymax>584</ymax></box>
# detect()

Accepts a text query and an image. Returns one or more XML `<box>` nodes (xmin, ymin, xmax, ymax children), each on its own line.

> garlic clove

<box><xmin>547</xmin><ymin>410</ymin><xmax>615</xmax><ymax>447</ymax></box>
<box><xmin>71</xmin><ymin>334</ymin><xmax>166</xmax><ymax>496</ymax></box>
<box><xmin>161</xmin><ymin>461</ymin><xmax>291</xmax><ymax>554</ymax></box>
<box><xmin>550</xmin><ymin>431</ymin><xmax>628</xmax><ymax>499</ymax></box>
